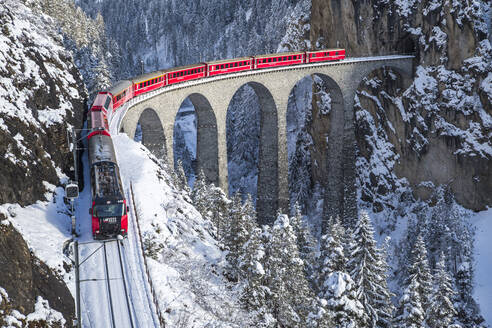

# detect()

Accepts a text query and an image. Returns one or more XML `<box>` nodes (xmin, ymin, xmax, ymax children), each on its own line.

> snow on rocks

<box><xmin>0</xmin><ymin>0</ymin><xmax>81</xmax><ymax>129</ymax></box>
<box><xmin>0</xmin><ymin>184</ymin><xmax>74</xmax><ymax>283</ymax></box>
<box><xmin>0</xmin><ymin>289</ymin><xmax>65</xmax><ymax>327</ymax></box>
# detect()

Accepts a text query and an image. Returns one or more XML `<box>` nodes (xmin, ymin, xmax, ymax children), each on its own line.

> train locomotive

<box><xmin>87</xmin><ymin>48</ymin><xmax>345</xmax><ymax>239</ymax></box>
<box><xmin>88</xmin><ymin>93</ymin><xmax>128</xmax><ymax>240</ymax></box>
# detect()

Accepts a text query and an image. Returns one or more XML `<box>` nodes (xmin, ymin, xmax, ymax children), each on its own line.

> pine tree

<box><xmin>175</xmin><ymin>159</ymin><xmax>189</xmax><ymax>192</ymax></box>
<box><xmin>395</xmin><ymin>275</ymin><xmax>425</xmax><ymax>328</ymax></box>
<box><xmin>396</xmin><ymin>234</ymin><xmax>433</xmax><ymax>327</ymax></box>
<box><xmin>347</xmin><ymin>211</ymin><xmax>394</xmax><ymax>328</ymax></box>
<box><xmin>318</xmin><ymin>216</ymin><xmax>368</xmax><ymax>327</ymax></box>
<box><xmin>264</xmin><ymin>214</ymin><xmax>314</xmax><ymax>327</ymax></box>
<box><xmin>207</xmin><ymin>185</ymin><xmax>230</xmax><ymax>241</ymax></box>
<box><xmin>290</xmin><ymin>203</ymin><xmax>316</xmax><ymax>281</ymax></box>
<box><xmin>225</xmin><ymin>192</ymin><xmax>256</xmax><ymax>281</ymax></box>
<box><xmin>409</xmin><ymin>234</ymin><xmax>433</xmax><ymax>311</ymax></box>
<box><xmin>191</xmin><ymin>170</ymin><xmax>209</xmax><ymax>216</ymax></box>
<box><xmin>239</xmin><ymin>226</ymin><xmax>268</xmax><ymax>311</ymax></box>
<box><xmin>427</xmin><ymin>253</ymin><xmax>461</xmax><ymax>328</ymax></box>
<box><xmin>318</xmin><ymin>216</ymin><xmax>346</xmax><ymax>289</ymax></box>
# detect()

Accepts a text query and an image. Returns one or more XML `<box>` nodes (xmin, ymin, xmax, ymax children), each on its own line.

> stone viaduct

<box><xmin>117</xmin><ymin>55</ymin><xmax>414</xmax><ymax>224</ymax></box>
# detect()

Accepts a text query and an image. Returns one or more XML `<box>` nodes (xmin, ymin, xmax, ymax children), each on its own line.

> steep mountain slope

<box><xmin>0</xmin><ymin>0</ymin><xmax>87</xmax><ymax>323</ymax></box>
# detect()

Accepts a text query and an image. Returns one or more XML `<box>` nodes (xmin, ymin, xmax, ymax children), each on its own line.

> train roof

<box><xmin>91</xmin><ymin>93</ymin><xmax>110</xmax><ymax>108</ymax></box>
<box><xmin>88</xmin><ymin>134</ymin><xmax>117</xmax><ymax>165</ymax></box>
<box><xmin>132</xmin><ymin>71</ymin><xmax>166</xmax><ymax>84</ymax></box>
<box><xmin>92</xmin><ymin>161</ymin><xmax>123</xmax><ymax>199</ymax></box>
<box><xmin>163</xmin><ymin>63</ymin><xmax>207</xmax><ymax>73</ymax></box>
<box><xmin>205</xmin><ymin>56</ymin><xmax>253</xmax><ymax>65</ymax></box>
<box><xmin>106</xmin><ymin>80</ymin><xmax>132</xmax><ymax>96</ymax></box>
<box><xmin>305</xmin><ymin>48</ymin><xmax>345</xmax><ymax>53</ymax></box>
<box><xmin>254</xmin><ymin>51</ymin><xmax>305</xmax><ymax>59</ymax></box>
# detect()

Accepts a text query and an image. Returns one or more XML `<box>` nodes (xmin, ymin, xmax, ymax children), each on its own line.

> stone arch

<box><xmin>175</xmin><ymin>93</ymin><xmax>219</xmax><ymax>186</ymax></box>
<box><xmin>286</xmin><ymin>73</ymin><xmax>345</xmax><ymax>218</ymax></box>
<box><xmin>138</xmin><ymin>108</ymin><xmax>167</xmax><ymax>160</ymax></box>
<box><xmin>226</xmin><ymin>81</ymin><xmax>278</xmax><ymax>225</ymax></box>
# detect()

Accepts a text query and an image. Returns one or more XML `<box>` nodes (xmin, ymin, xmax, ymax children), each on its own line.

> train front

<box><xmin>91</xmin><ymin>192</ymin><xmax>128</xmax><ymax>239</ymax></box>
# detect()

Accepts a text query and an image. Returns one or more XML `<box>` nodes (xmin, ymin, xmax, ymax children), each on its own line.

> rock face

<box><xmin>310</xmin><ymin>0</ymin><xmax>491</xmax><ymax>212</ymax></box>
<box><xmin>0</xmin><ymin>0</ymin><xmax>86</xmax><ymax>323</ymax></box>
<box><xmin>0</xmin><ymin>223</ymin><xmax>74</xmax><ymax>322</ymax></box>
<box><xmin>0</xmin><ymin>0</ymin><xmax>85</xmax><ymax>206</ymax></box>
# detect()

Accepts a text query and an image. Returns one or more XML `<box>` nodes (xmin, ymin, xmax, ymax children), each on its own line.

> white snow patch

<box><xmin>473</xmin><ymin>208</ymin><xmax>492</xmax><ymax>326</ymax></box>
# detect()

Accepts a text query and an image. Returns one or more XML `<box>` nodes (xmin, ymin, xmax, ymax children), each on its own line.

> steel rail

<box><xmin>103</xmin><ymin>242</ymin><xmax>117</xmax><ymax>328</ymax></box>
<box><xmin>117</xmin><ymin>239</ymin><xmax>136</xmax><ymax>328</ymax></box>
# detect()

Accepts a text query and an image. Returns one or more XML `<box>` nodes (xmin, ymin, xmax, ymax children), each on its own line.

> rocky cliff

<box><xmin>310</xmin><ymin>0</ymin><xmax>491</xmax><ymax>213</ymax></box>
<box><xmin>0</xmin><ymin>0</ymin><xmax>86</xmax><ymax>323</ymax></box>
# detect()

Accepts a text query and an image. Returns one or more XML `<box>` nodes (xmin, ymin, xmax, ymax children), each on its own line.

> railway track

<box><xmin>101</xmin><ymin>239</ymin><xmax>135</xmax><ymax>328</ymax></box>
<box><xmin>80</xmin><ymin>239</ymin><xmax>136</xmax><ymax>328</ymax></box>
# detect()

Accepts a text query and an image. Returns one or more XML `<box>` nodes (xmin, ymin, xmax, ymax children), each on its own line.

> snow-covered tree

<box><xmin>175</xmin><ymin>159</ymin><xmax>189</xmax><ymax>192</ymax></box>
<box><xmin>347</xmin><ymin>211</ymin><xmax>394</xmax><ymax>328</ymax></box>
<box><xmin>318</xmin><ymin>216</ymin><xmax>368</xmax><ymax>327</ymax></box>
<box><xmin>427</xmin><ymin>253</ymin><xmax>461</xmax><ymax>328</ymax></box>
<box><xmin>264</xmin><ymin>214</ymin><xmax>314</xmax><ymax>327</ymax></box>
<box><xmin>396</xmin><ymin>233</ymin><xmax>433</xmax><ymax>327</ymax></box>
<box><xmin>191</xmin><ymin>170</ymin><xmax>209</xmax><ymax>216</ymax></box>
<box><xmin>225</xmin><ymin>193</ymin><xmax>257</xmax><ymax>281</ymax></box>
<box><xmin>239</xmin><ymin>226</ymin><xmax>271</xmax><ymax>325</ymax></box>
<box><xmin>290</xmin><ymin>203</ymin><xmax>316</xmax><ymax>280</ymax></box>
<box><xmin>395</xmin><ymin>275</ymin><xmax>426</xmax><ymax>328</ymax></box>
<box><xmin>318</xmin><ymin>216</ymin><xmax>346</xmax><ymax>287</ymax></box>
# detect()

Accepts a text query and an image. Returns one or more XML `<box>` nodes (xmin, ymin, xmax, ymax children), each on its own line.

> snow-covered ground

<box><xmin>112</xmin><ymin>133</ymin><xmax>248</xmax><ymax>327</ymax></box>
<box><xmin>0</xmin><ymin>184</ymin><xmax>74</xmax><ymax>285</ymax></box>
<box><xmin>473</xmin><ymin>208</ymin><xmax>492</xmax><ymax>326</ymax></box>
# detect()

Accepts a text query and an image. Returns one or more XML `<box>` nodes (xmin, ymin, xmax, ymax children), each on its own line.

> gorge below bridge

<box><xmin>113</xmin><ymin>55</ymin><xmax>414</xmax><ymax>224</ymax></box>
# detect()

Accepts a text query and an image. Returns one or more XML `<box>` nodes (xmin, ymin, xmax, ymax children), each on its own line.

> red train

<box><xmin>87</xmin><ymin>49</ymin><xmax>345</xmax><ymax>239</ymax></box>
<box><xmin>105</xmin><ymin>49</ymin><xmax>345</xmax><ymax>110</ymax></box>
<box><xmin>88</xmin><ymin>93</ymin><xmax>128</xmax><ymax>239</ymax></box>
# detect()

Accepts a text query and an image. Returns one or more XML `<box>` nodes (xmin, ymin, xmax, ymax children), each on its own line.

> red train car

<box><xmin>306</xmin><ymin>49</ymin><xmax>345</xmax><ymax>63</ymax></box>
<box><xmin>254</xmin><ymin>52</ymin><xmax>305</xmax><ymax>69</ymax></box>
<box><xmin>167</xmin><ymin>64</ymin><xmax>207</xmax><ymax>85</ymax></box>
<box><xmin>133</xmin><ymin>71</ymin><xmax>166</xmax><ymax>97</ymax></box>
<box><xmin>90</xmin><ymin>92</ymin><xmax>112</xmax><ymax>115</ymax></box>
<box><xmin>107</xmin><ymin>80</ymin><xmax>133</xmax><ymax>111</ymax></box>
<box><xmin>88</xmin><ymin>108</ymin><xmax>110</xmax><ymax>139</ymax></box>
<box><xmin>205</xmin><ymin>57</ymin><xmax>254</xmax><ymax>77</ymax></box>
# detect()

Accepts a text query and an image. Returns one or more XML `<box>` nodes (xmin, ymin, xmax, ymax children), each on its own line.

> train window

<box><xmin>335</xmin><ymin>51</ymin><xmax>339</xmax><ymax>55</ymax></box>
<box><xmin>104</xmin><ymin>96</ymin><xmax>111</xmax><ymax>109</ymax></box>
